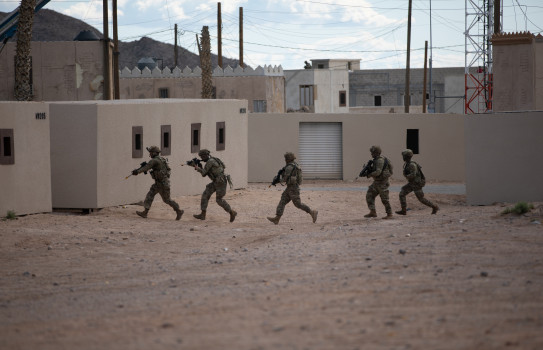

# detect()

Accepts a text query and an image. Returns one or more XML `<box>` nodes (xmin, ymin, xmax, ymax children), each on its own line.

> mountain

<box><xmin>0</xmin><ymin>8</ymin><xmax>240</xmax><ymax>70</ymax></box>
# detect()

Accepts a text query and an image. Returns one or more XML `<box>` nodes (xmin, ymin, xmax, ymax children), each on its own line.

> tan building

<box><xmin>492</xmin><ymin>32</ymin><xmax>543</xmax><ymax>112</ymax></box>
<box><xmin>0</xmin><ymin>41</ymin><xmax>113</xmax><ymax>101</ymax></box>
<box><xmin>248</xmin><ymin>111</ymin><xmax>543</xmax><ymax>205</ymax></box>
<box><xmin>0</xmin><ymin>102</ymin><xmax>52</xmax><ymax>216</ymax></box>
<box><xmin>119</xmin><ymin>65</ymin><xmax>285</xmax><ymax>113</ymax></box>
<box><xmin>49</xmin><ymin>99</ymin><xmax>248</xmax><ymax>209</ymax></box>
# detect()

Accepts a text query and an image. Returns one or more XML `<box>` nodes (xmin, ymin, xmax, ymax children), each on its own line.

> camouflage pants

<box><xmin>276</xmin><ymin>185</ymin><xmax>311</xmax><ymax>216</ymax></box>
<box><xmin>144</xmin><ymin>182</ymin><xmax>180</xmax><ymax>211</ymax></box>
<box><xmin>366</xmin><ymin>181</ymin><xmax>392</xmax><ymax>214</ymax></box>
<box><xmin>399</xmin><ymin>182</ymin><xmax>436</xmax><ymax>209</ymax></box>
<box><xmin>201</xmin><ymin>180</ymin><xmax>231</xmax><ymax>212</ymax></box>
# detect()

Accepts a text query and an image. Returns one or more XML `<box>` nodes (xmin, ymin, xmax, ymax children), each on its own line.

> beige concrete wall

<box><xmin>120</xmin><ymin>76</ymin><xmax>284</xmax><ymax>113</ymax></box>
<box><xmin>535</xmin><ymin>37</ymin><xmax>543</xmax><ymax>110</ymax></box>
<box><xmin>465</xmin><ymin>111</ymin><xmax>543</xmax><ymax>205</ymax></box>
<box><xmin>0</xmin><ymin>41</ymin><xmax>108</xmax><ymax>101</ymax></box>
<box><xmin>0</xmin><ymin>102</ymin><xmax>52</xmax><ymax>215</ymax></box>
<box><xmin>50</xmin><ymin>99</ymin><xmax>248</xmax><ymax>209</ymax></box>
<box><xmin>249</xmin><ymin>113</ymin><xmax>465</xmax><ymax>183</ymax></box>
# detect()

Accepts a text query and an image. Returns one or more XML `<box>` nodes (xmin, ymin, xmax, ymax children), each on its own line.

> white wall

<box><xmin>0</xmin><ymin>102</ymin><xmax>52</xmax><ymax>215</ymax></box>
<box><xmin>50</xmin><ymin>99</ymin><xmax>248</xmax><ymax>209</ymax></box>
<box><xmin>249</xmin><ymin>113</ymin><xmax>466</xmax><ymax>183</ymax></box>
<box><xmin>465</xmin><ymin>111</ymin><xmax>543</xmax><ymax>205</ymax></box>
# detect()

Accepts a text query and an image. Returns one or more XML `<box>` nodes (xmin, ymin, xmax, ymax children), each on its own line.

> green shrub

<box><xmin>6</xmin><ymin>210</ymin><xmax>16</xmax><ymax>220</ymax></box>
<box><xmin>502</xmin><ymin>202</ymin><xmax>534</xmax><ymax>215</ymax></box>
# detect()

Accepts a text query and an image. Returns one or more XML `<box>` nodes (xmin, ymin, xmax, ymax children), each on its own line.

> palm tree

<box><xmin>14</xmin><ymin>0</ymin><xmax>36</xmax><ymax>101</ymax></box>
<box><xmin>200</xmin><ymin>26</ymin><xmax>213</xmax><ymax>99</ymax></box>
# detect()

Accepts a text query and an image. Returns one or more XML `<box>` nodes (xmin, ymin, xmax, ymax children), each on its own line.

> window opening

<box><xmin>406</xmin><ymin>129</ymin><xmax>419</xmax><ymax>154</ymax></box>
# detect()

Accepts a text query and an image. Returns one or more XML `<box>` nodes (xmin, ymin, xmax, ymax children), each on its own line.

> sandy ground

<box><xmin>1</xmin><ymin>180</ymin><xmax>543</xmax><ymax>350</ymax></box>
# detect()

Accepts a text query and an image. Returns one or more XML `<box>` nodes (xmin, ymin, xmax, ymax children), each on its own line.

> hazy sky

<box><xmin>1</xmin><ymin>0</ymin><xmax>542</xmax><ymax>70</ymax></box>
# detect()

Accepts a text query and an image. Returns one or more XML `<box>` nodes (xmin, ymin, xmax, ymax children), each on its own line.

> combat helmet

<box><xmin>198</xmin><ymin>149</ymin><xmax>211</xmax><ymax>157</ymax></box>
<box><xmin>401</xmin><ymin>149</ymin><xmax>414</xmax><ymax>158</ymax></box>
<box><xmin>146</xmin><ymin>146</ymin><xmax>161</xmax><ymax>154</ymax></box>
<box><xmin>284</xmin><ymin>152</ymin><xmax>296</xmax><ymax>162</ymax></box>
<box><xmin>369</xmin><ymin>145</ymin><xmax>382</xmax><ymax>156</ymax></box>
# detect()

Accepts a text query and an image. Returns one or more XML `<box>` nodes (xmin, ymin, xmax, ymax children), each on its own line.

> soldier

<box><xmin>364</xmin><ymin>145</ymin><xmax>394</xmax><ymax>219</ymax></box>
<box><xmin>192</xmin><ymin>149</ymin><xmax>237</xmax><ymax>222</ymax></box>
<box><xmin>395</xmin><ymin>149</ymin><xmax>439</xmax><ymax>215</ymax></box>
<box><xmin>131</xmin><ymin>146</ymin><xmax>184</xmax><ymax>220</ymax></box>
<box><xmin>267</xmin><ymin>152</ymin><xmax>318</xmax><ymax>225</ymax></box>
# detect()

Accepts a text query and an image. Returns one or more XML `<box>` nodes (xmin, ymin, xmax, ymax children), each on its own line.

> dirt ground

<box><xmin>1</xmin><ymin>180</ymin><xmax>543</xmax><ymax>350</ymax></box>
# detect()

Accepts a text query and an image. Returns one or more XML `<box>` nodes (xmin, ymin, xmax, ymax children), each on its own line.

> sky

<box><xmin>1</xmin><ymin>0</ymin><xmax>542</xmax><ymax>70</ymax></box>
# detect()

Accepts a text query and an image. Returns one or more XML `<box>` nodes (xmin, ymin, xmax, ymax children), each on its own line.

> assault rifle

<box><xmin>269</xmin><ymin>167</ymin><xmax>285</xmax><ymax>188</ymax></box>
<box><xmin>355</xmin><ymin>159</ymin><xmax>374</xmax><ymax>180</ymax></box>
<box><xmin>183</xmin><ymin>158</ymin><xmax>203</xmax><ymax>169</ymax></box>
<box><xmin>125</xmin><ymin>161</ymin><xmax>148</xmax><ymax>179</ymax></box>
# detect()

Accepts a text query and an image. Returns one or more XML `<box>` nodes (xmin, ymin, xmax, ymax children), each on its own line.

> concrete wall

<box><xmin>465</xmin><ymin>111</ymin><xmax>543</xmax><ymax>205</ymax></box>
<box><xmin>120</xmin><ymin>75</ymin><xmax>285</xmax><ymax>113</ymax></box>
<box><xmin>349</xmin><ymin>67</ymin><xmax>471</xmax><ymax>114</ymax></box>
<box><xmin>284</xmin><ymin>69</ymin><xmax>349</xmax><ymax>113</ymax></box>
<box><xmin>0</xmin><ymin>102</ymin><xmax>52</xmax><ymax>215</ymax></box>
<box><xmin>248</xmin><ymin>113</ymin><xmax>465</xmax><ymax>183</ymax></box>
<box><xmin>50</xmin><ymin>99</ymin><xmax>248</xmax><ymax>209</ymax></box>
<box><xmin>492</xmin><ymin>33</ymin><xmax>543</xmax><ymax>112</ymax></box>
<box><xmin>0</xmin><ymin>41</ymin><xmax>109</xmax><ymax>101</ymax></box>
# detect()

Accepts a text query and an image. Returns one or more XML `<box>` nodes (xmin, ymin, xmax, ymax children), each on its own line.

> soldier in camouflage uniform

<box><xmin>192</xmin><ymin>149</ymin><xmax>237</xmax><ymax>222</ymax></box>
<box><xmin>267</xmin><ymin>152</ymin><xmax>318</xmax><ymax>225</ymax></box>
<box><xmin>395</xmin><ymin>149</ymin><xmax>439</xmax><ymax>215</ymax></box>
<box><xmin>364</xmin><ymin>145</ymin><xmax>394</xmax><ymax>219</ymax></box>
<box><xmin>131</xmin><ymin>146</ymin><xmax>184</xmax><ymax>220</ymax></box>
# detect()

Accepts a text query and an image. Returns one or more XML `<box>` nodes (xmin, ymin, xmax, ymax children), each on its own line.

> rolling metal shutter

<box><xmin>299</xmin><ymin>122</ymin><xmax>343</xmax><ymax>179</ymax></box>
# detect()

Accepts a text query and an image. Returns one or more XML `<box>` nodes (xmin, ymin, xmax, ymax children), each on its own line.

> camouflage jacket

<box><xmin>369</xmin><ymin>156</ymin><xmax>392</xmax><ymax>182</ymax></box>
<box><xmin>138</xmin><ymin>156</ymin><xmax>171</xmax><ymax>184</ymax></box>
<box><xmin>197</xmin><ymin>157</ymin><xmax>226</xmax><ymax>182</ymax></box>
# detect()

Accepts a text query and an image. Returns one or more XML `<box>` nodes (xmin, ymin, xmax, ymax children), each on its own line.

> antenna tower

<box><xmin>464</xmin><ymin>0</ymin><xmax>500</xmax><ymax>114</ymax></box>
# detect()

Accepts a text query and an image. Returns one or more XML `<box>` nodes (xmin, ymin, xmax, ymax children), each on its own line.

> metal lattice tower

<box><xmin>465</xmin><ymin>0</ymin><xmax>500</xmax><ymax>114</ymax></box>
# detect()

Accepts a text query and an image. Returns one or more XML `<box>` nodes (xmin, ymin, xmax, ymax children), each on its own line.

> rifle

<box><xmin>182</xmin><ymin>158</ymin><xmax>203</xmax><ymax>169</ymax></box>
<box><xmin>355</xmin><ymin>159</ymin><xmax>374</xmax><ymax>180</ymax></box>
<box><xmin>125</xmin><ymin>161</ymin><xmax>148</xmax><ymax>179</ymax></box>
<box><xmin>269</xmin><ymin>167</ymin><xmax>285</xmax><ymax>188</ymax></box>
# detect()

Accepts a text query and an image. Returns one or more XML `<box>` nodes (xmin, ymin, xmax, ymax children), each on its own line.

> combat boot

<box><xmin>267</xmin><ymin>215</ymin><xmax>281</xmax><ymax>225</ymax></box>
<box><xmin>175</xmin><ymin>209</ymin><xmax>184</xmax><ymax>221</ymax></box>
<box><xmin>310</xmin><ymin>210</ymin><xmax>318</xmax><ymax>223</ymax></box>
<box><xmin>382</xmin><ymin>213</ymin><xmax>394</xmax><ymax>219</ymax></box>
<box><xmin>395</xmin><ymin>207</ymin><xmax>407</xmax><ymax>215</ymax></box>
<box><xmin>136</xmin><ymin>209</ymin><xmax>149</xmax><ymax>218</ymax></box>
<box><xmin>364</xmin><ymin>210</ymin><xmax>377</xmax><ymax>218</ymax></box>
<box><xmin>193</xmin><ymin>210</ymin><xmax>206</xmax><ymax>220</ymax></box>
<box><xmin>431</xmin><ymin>205</ymin><xmax>439</xmax><ymax>215</ymax></box>
<box><xmin>229</xmin><ymin>210</ymin><xmax>237</xmax><ymax>223</ymax></box>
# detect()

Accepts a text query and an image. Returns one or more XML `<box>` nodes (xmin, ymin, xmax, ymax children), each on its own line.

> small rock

<box><xmin>480</xmin><ymin>271</ymin><xmax>488</xmax><ymax>277</ymax></box>
<box><xmin>399</xmin><ymin>249</ymin><xmax>406</xmax><ymax>255</ymax></box>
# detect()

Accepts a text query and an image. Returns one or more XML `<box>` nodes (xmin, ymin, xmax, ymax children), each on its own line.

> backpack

<box><xmin>295</xmin><ymin>164</ymin><xmax>303</xmax><ymax>185</ymax></box>
<box><xmin>384</xmin><ymin>157</ymin><xmax>393</xmax><ymax>175</ymax></box>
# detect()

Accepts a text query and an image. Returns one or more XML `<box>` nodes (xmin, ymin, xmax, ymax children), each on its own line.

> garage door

<box><xmin>299</xmin><ymin>122</ymin><xmax>343</xmax><ymax>179</ymax></box>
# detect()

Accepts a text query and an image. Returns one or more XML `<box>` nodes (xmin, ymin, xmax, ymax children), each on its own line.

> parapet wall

<box><xmin>120</xmin><ymin>65</ymin><xmax>284</xmax><ymax>78</ymax></box>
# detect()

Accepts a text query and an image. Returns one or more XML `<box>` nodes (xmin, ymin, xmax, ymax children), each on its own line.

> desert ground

<box><xmin>1</xmin><ymin>180</ymin><xmax>542</xmax><ymax>350</ymax></box>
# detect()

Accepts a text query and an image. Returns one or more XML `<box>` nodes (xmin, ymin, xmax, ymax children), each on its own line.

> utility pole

<box><xmin>494</xmin><ymin>0</ymin><xmax>501</xmax><ymax>35</ymax></box>
<box><xmin>423</xmin><ymin>41</ymin><xmax>428</xmax><ymax>113</ymax></box>
<box><xmin>174</xmin><ymin>24</ymin><xmax>178</xmax><ymax>67</ymax></box>
<box><xmin>217</xmin><ymin>2</ymin><xmax>222</xmax><ymax>68</ymax></box>
<box><xmin>428</xmin><ymin>0</ymin><xmax>434</xmax><ymax>113</ymax></box>
<box><xmin>239</xmin><ymin>7</ymin><xmax>243</xmax><ymax>68</ymax></box>
<box><xmin>102</xmin><ymin>0</ymin><xmax>111</xmax><ymax>100</ymax></box>
<box><xmin>404</xmin><ymin>0</ymin><xmax>412</xmax><ymax>113</ymax></box>
<box><xmin>112</xmin><ymin>0</ymin><xmax>119</xmax><ymax>99</ymax></box>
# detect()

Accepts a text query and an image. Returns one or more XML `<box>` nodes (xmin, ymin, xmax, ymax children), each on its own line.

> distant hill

<box><xmin>0</xmin><ymin>8</ymin><xmax>240</xmax><ymax>70</ymax></box>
